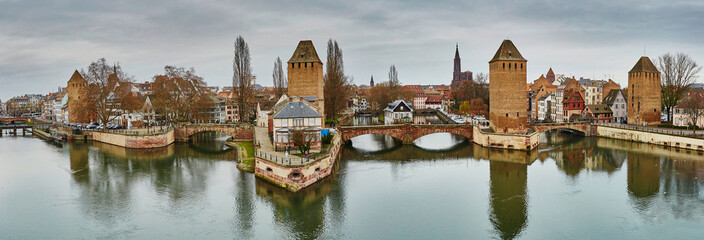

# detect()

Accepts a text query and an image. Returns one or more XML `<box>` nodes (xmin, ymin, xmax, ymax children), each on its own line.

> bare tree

<box><xmin>368</xmin><ymin>81</ymin><xmax>414</xmax><ymax>110</ymax></box>
<box><xmin>388</xmin><ymin>65</ymin><xmax>400</xmax><ymax>89</ymax></box>
<box><xmin>680</xmin><ymin>92</ymin><xmax>704</xmax><ymax>130</ymax></box>
<box><xmin>291</xmin><ymin>129</ymin><xmax>313</xmax><ymax>154</ymax></box>
<box><xmin>324</xmin><ymin>39</ymin><xmax>352</xmax><ymax>120</ymax></box>
<box><xmin>233</xmin><ymin>36</ymin><xmax>254</xmax><ymax>123</ymax></box>
<box><xmin>272</xmin><ymin>57</ymin><xmax>287</xmax><ymax>98</ymax></box>
<box><xmin>657</xmin><ymin>53</ymin><xmax>702</xmax><ymax>122</ymax></box>
<box><xmin>152</xmin><ymin>66</ymin><xmax>211</xmax><ymax>122</ymax></box>
<box><xmin>79</xmin><ymin>58</ymin><xmax>135</xmax><ymax>125</ymax></box>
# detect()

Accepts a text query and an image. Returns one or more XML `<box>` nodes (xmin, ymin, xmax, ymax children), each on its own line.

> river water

<box><xmin>1</xmin><ymin>131</ymin><xmax>704</xmax><ymax>239</ymax></box>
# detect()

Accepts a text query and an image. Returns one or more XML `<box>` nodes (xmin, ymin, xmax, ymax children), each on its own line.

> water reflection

<box><xmin>6</xmin><ymin>129</ymin><xmax>704</xmax><ymax>238</ymax></box>
<box><xmin>68</xmin><ymin>141</ymin><xmax>237</xmax><ymax>225</ymax></box>
<box><xmin>489</xmin><ymin>161</ymin><xmax>527</xmax><ymax>240</ymax></box>
<box><xmin>189</xmin><ymin>131</ymin><xmax>232</xmax><ymax>152</ymax></box>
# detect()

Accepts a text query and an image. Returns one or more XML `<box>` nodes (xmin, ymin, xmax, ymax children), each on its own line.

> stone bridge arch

<box><xmin>174</xmin><ymin>124</ymin><xmax>254</xmax><ymax>142</ymax></box>
<box><xmin>339</xmin><ymin>124</ymin><xmax>474</xmax><ymax>144</ymax></box>
<box><xmin>531</xmin><ymin>122</ymin><xmax>592</xmax><ymax>136</ymax></box>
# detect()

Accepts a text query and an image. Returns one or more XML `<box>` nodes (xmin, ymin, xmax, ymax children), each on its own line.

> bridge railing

<box><xmin>595</xmin><ymin>123</ymin><xmax>703</xmax><ymax>138</ymax></box>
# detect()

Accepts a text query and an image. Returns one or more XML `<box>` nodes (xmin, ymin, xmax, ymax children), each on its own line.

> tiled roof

<box><xmin>602</xmin><ymin>89</ymin><xmax>623</xmax><ymax>105</ymax></box>
<box><xmin>273</xmin><ymin>101</ymin><xmax>323</xmax><ymax>119</ymax></box>
<box><xmin>587</xmin><ymin>104</ymin><xmax>613</xmax><ymax>114</ymax></box>
<box><xmin>490</xmin><ymin>40</ymin><xmax>526</xmax><ymax>63</ymax></box>
<box><xmin>629</xmin><ymin>56</ymin><xmax>659</xmax><ymax>73</ymax></box>
<box><xmin>288</xmin><ymin>40</ymin><xmax>322</xmax><ymax>63</ymax></box>
<box><xmin>68</xmin><ymin>70</ymin><xmax>85</xmax><ymax>83</ymax></box>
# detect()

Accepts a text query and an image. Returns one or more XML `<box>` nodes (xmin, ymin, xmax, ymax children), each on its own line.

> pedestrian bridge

<box><xmin>174</xmin><ymin>123</ymin><xmax>254</xmax><ymax>142</ymax></box>
<box><xmin>338</xmin><ymin>124</ymin><xmax>474</xmax><ymax>144</ymax></box>
<box><xmin>530</xmin><ymin>122</ymin><xmax>593</xmax><ymax>135</ymax></box>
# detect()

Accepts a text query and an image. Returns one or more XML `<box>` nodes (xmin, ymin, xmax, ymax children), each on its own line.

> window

<box><xmin>294</xmin><ymin>118</ymin><xmax>304</xmax><ymax>126</ymax></box>
<box><xmin>503</xmin><ymin>63</ymin><xmax>505</xmax><ymax>69</ymax></box>
<box><xmin>291</xmin><ymin>63</ymin><xmax>294</xmax><ymax>68</ymax></box>
<box><xmin>298</xmin><ymin>63</ymin><xmax>301</xmax><ymax>68</ymax></box>
<box><xmin>508</xmin><ymin>63</ymin><xmax>511</xmax><ymax>69</ymax></box>
<box><xmin>304</xmin><ymin>62</ymin><xmax>307</xmax><ymax>68</ymax></box>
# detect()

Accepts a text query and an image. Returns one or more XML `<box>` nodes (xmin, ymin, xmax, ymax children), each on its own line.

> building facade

<box><xmin>489</xmin><ymin>40</ymin><xmax>528</xmax><ymax>134</ymax></box>
<box><xmin>66</xmin><ymin>70</ymin><xmax>87</xmax><ymax>123</ymax></box>
<box><xmin>627</xmin><ymin>56</ymin><xmax>661</xmax><ymax>126</ymax></box>
<box><xmin>603</xmin><ymin>89</ymin><xmax>627</xmax><ymax>123</ymax></box>
<box><xmin>287</xmin><ymin>40</ymin><xmax>325</xmax><ymax>116</ymax></box>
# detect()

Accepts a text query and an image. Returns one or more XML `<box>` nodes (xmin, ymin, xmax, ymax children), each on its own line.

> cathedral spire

<box><xmin>454</xmin><ymin>44</ymin><xmax>461</xmax><ymax>73</ymax></box>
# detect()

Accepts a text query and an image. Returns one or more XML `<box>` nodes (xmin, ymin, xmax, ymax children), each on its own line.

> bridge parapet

<box><xmin>174</xmin><ymin>123</ymin><xmax>254</xmax><ymax>142</ymax></box>
<box><xmin>339</xmin><ymin>124</ymin><xmax>474</xmax><ymax>144</ymax></box>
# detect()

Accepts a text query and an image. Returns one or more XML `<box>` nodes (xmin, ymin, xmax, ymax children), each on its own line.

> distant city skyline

<box><xmin>2</xmin><ymin>0</ymin><xmax>703</xmax><ymax>100</ymax></box>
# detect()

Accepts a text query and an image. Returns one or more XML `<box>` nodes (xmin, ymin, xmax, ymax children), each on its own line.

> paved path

<box><xmin>597</xmin><ymin>123</ymin><xmax>704</xmax><ymax>137</ymax></box>
<box><xmin>254</xmin><ymin>126</ymin><xmax>285</xmax><ymax>158</ymax></box>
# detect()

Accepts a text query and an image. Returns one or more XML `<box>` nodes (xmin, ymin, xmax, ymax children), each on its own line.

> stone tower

<box><xmin>627</xmin><ymin>56</ymin><xmax>661</xmax><ymax>125</ymax></box>
<box><xmin>287</xmin><ymin>40</ymin><xmax>324</xmax><ymax>116</ymax></box>
<box><xmin>66</xmin><ymin>70</ymin><xmax>86</xmax><ymax>123</ymax></box>
<box><xmin>489</xmin><ymin>40</ymin><xmax>528</xmax><ymax>134</ymax></box>
<box><xmin>370</xmin><ymin>75</ymin><xmax>375</xmax><ymax>87</ymax></box>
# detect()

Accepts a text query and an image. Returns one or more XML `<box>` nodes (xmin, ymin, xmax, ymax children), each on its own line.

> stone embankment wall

<box><xmin>472</xmin><ymin>126</ymin><xmax>540</xmax><ymax>150</ymax></box>
<box><xmin>255</xmin><ymin>133</ymin><xmax>342</xmax><ymax>192</ymax></box>
<box><xmin>596</xmin><ymin>125</ymin><xmax>704</xmax><ymax>152</ymax></box>
<box><xmin>92</xmin><ymin>130</ymin><xmax>174</xmax><ymax>149</ymax></box>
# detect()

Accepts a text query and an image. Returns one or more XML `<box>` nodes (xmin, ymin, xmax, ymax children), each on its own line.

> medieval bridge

<box><xmin>338</xmin><ymin>124</ymin><xmax>475</xmax><ymax>144</ymax></box>
<box><xmin>174</xmin><ymin>123</ymin><xmax>254</xmax><ymax>142</ymax></box>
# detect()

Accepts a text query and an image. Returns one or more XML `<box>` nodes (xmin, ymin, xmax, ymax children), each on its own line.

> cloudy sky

<box><xmin>1</xmin><ymin>0</ymin><xmax>703</xmax><ymax>101</ymax></box>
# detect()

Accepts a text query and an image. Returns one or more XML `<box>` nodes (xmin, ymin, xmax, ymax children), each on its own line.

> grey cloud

<box><xmin>1</xmin><ymin>0</ymin><xmax>703</xmax><ymax>100</ymax></box>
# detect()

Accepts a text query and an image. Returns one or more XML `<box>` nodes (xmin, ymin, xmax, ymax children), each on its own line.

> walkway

<box><xmin>254</xmin><ymin>126</ymin><xmax>319</xmax><ymax>166</ymax></box>
<box><xmin>596</xmin><ymin>123</ymin><xmax>704</xmax><ymax>138</ymax></box>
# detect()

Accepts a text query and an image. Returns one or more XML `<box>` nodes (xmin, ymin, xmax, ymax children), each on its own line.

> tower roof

<box><xmin>489</xmin><ymin>39</ymin><xmax>526</xmax><ymax>63</ymax></box>
<box><xmin>629</xmin><ymin>56</ymin><xmax>659</xmax><ymax>73</ymax></box>
<box><xmin>454</xmin><ymin>44</ymin><xmax>460</xmax><ymax>59</ymax></box>
<box><xmin>67</xmin><ymin>70</ymin><xmax>86</xmax><ymax>83</ymax></box>
<box><xmin>547</xmin><ymin>68</ymin><xmax>554</xmax><ymax>76</ymax></box>
<box><xmin>288</xmin><ymin>40</ymin><xmax>322</xmax><ymax>63</ymax></box>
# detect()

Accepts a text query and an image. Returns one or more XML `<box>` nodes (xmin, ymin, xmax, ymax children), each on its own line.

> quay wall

<box><xmin>596</xmin><ymin>125</ymin><xmax>704</xmax><ymax>152</ymax></box>
<box><xmin>255</xmin><ymin>133</ymin><xmax>342</xmax><ymax>192</ymax></box>
<box><xmin>472</xmin><ymin>126</ymin><xmax>540</xmax><ymax>150</ymax></box>
<box><xmin>91</xmin><ymin>130</ymin><xmax>174</xmax><ymax>149</ymax></box>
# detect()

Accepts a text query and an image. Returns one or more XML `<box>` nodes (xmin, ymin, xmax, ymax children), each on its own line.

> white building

<box><xmin>384</xmin><ymin>100</ymin><xmax>413</xmax><ymax>125</ymax></box>
<box><xmin>537</xmin><ymin>93</ymin><xmax>555</xmax><ymax>122</ymax></box>
<box><xmin>271</xmin><ymin>98</ymin><xmax>324</xmax><ymax>152</ymax></box>
<box><xmin>603</xmin><ymin>89</ymin><xmax>627</xmax><ymax>123</ymax></box>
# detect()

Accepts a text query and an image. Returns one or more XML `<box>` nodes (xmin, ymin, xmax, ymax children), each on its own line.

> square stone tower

<box><xmin>287</xmin><ymin>40</ymin><xmax>324</xmax><ymax>117</ymax></box>
<box><xmin>627</xmin><ymin>56</ymin><xmax>661</xmax><ymax>125</ymax></box>
<box><xmin>66</xmin><ymin>70</ymin><xmax>86</xmax><ymax>123</ymax></box>
<box><xmin>489</xmin><ymin>40</ymin><xmax>528</xmax><ymax>134</ymax></box>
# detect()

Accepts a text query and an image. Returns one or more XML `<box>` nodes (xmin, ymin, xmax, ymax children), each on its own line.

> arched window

<box><xmin>520</xmin><ymin>63</ymin><xmax>523</xmax><ymax>69</ymax></box>
<box><xmin>514</xmin><ymin>63</ymin><xmax>517</xmax><ymax>69</ymax></box>
<box><xmin>304</xmin><ymin>62</ymin><xmax>307</xmax><ymax>68</ymax></box>
<box><xmin>503</xmin><ymin>63</ymin><xmax>505</xmax><ymax>69</ymax></box>
<box><xmin>508</xmin><ymin>63</ymin><xmax>511</xmax><ymax>69</ymax></box>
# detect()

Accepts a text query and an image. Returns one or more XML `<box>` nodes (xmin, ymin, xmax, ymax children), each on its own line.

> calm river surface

<box><xmin>1</xmin><ymin>131</ymin><xmax>704</xmax><ymax>239</ymax></box>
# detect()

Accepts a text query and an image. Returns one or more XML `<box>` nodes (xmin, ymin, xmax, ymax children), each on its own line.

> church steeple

<box><xmin>370</xmin><ymin>75</ymin><xmax>375</xmax><ymax>87</ymax></box>
<box><xmin>454</xmin><ymin>44</ymin><xmax>461</xmax><ymax>73</ymax></box>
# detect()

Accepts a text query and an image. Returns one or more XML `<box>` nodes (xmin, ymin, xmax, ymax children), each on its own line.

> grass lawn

<box><xmin>235</xmin><ymin>141</ymin><xmax>255</xmax><ymax>158</ymax></box>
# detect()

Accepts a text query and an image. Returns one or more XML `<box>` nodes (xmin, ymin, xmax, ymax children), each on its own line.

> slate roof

<box><xmin>301</xmin><ymin>96</ymin><xmax>319</xmax><ymax>102</ymax></box>
<box><xmin>629</xmin><ymin>56</ymin><xmax>659</xmax><ymax>73</ymax></box>
<box><xmin>602</xmin><ymin>89</ymin><xmax>623</xmax><ymax>105</ymax></box>
<box><xmin>288</xmin><ymin>40</ymin><xmax>322</xmax><ymax>63</ymax></box>
<box><xmin>273</xmin><ymin>101</ymin><xmax>323</xmax><ymax>119</ymax></box>
<box><xmin>489</xmin><ymin>40</ymin><xmax>526</xmax><ymax>63</ymax></box>
<box><xmin>384</xmin><ymin>100</ymin><xmax>414</xmax><ymax>112</ymax></box>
